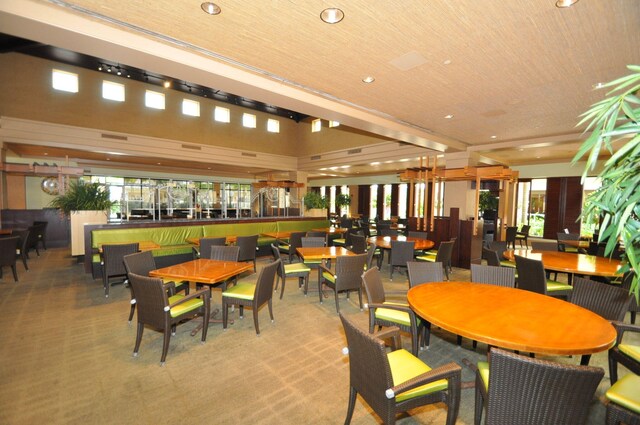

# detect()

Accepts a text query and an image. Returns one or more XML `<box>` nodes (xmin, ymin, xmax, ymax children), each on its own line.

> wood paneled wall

<box><xmin>543</xmin><ymin>177</ymin><xmax>583</xmax><ymax>238</ymax></box>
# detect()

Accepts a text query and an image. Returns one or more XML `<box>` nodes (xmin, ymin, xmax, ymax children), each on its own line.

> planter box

<box><xmin>71</xmin><ymin>210</ymin><xmax>107</xmax><ymax>256</ymax></box>
<box><xmin>304</xmin><ymin>208</ymin><xmax>327</xmax><ymax>218</ymax></box>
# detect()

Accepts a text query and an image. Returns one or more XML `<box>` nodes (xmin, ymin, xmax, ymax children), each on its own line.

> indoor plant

<box><xmin>573</xmin><ymin>64</ymin><xmax>639</xmax><ymax>300</ymax></box>
<box><xmin>335</xmin><ymin>193</ymin><xmax>351</xmax><ymax>215</ymax></box>
<box><xmin>303</xmin><ymin>191</ymin><xmax>328</xmax><ymax>217</ymax></box>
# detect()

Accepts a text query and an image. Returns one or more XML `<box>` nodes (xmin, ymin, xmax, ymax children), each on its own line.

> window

<box><xmin>102</xmin><ymin>80</ymin><xmax>125</xmax><ymax>102</ymax></box>
<box><xmin>383</xmin><ymin>184</ymin><xmax>392</xmax><ymax>220</ymax></box>
<box><xmin>145</xmin><ymin>90</ymin><xmax>165</xmax><ymax>110</ymax></box>
<box><xmin>52</xmin><ymin>69</ymin><xmax>78</xmax><ymax>93</ymax></box>
<box><xmin>242</xmin><ymin>113</ymin><xmax>256</xmax><ymax>128</ymax></box>
<box><xmin>580</xmin><ymin>177</ymin><xmax>601</xmax><ymax>237</ymax></box>
<box><xmin>214</xmin><ymin>106</ymin><xmax>230</xmax><ymax>123</ymax></box>
<box><xmin>370</xmin><ymin>185</ymin><xmax>378</xmax><ymax>219</ymax></box>
<box><xmin>267</xmin><ymin>118</ymin><xmax>280</xmax><ymax>133</ymax></box>
<box><xmin>398</xmin><ymin>184</ymin><xmax>407</xmax><ymax>218</ymax></box>
<box><xmin>329</xmin><ymin>120</ymin><xmax>340</xmax><ymax>128</ymax></box>
<box><xmin>311</xmin><ymin>119</ymin><xmax>321</xmax><ymax>132</ymax></box>
<box><xmin>182</xmin><ymin>99</ymin><xmax>200</xmax><ymax>117</ymax></box>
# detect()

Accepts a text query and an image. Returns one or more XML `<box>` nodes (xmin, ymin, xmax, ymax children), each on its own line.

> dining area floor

<box><xmin>0</xmin><ymin>247</ymin><xmax>637</xmax><ymax>424</ymax></box>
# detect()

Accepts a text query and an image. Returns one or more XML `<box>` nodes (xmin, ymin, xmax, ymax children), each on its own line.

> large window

<box><xmin>398</xmin><ymin>184</ymin><xmax>408</xmax><ymax>219</ymax></box>
<box><xmin>580</xmin><ymin>177</ymin><xmax>601</xmax><ymax>237</ymax></box>
<box><xmin>369</xmin><ymin>185</ymin><xmax>378</xmax><ymax>219</ymax></box>
<box><xmin>516</xmin><ymin>179</ymin><xmax>547</xmax><ymax>237</ymax></box>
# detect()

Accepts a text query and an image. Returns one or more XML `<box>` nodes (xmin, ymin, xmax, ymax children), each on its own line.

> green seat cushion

<box><xmin>619</xmin><ymin>344</ymin><xmax>640</xmax><ymax>363</ymax></box>
<box><xmin>279</xmin><ymin>245</ymin><xmax>291</xmax><ymax>252</ymax></box>
<box><xmin>500</xmin><ymin>260</ymin><xmax>516</xmax><ymax>268</ymax></box>
<box><xmin>564</xmin><ymin>247</ymin><xmax>580</xmax><ymax>253</ymax></box>
<box><xmin>333</xmin><ymin>238</ymin><xmax>346</xmax><ymax>245</ymax></box>
<box><xmin>606</xmin><ymin>373</ymin><xmax>640</xmax><ymax>414</ymax></box>
<box><xmin>477</xmin><ymin>361</ymin><xmax>489</xmax><ymax>391</ymax></box>
<box><xmin>375</xmin><ymin>302</ymin><xmax>414</xmax><ymax>327</ymax></box>
<box><xmin>415</xmin><ymin>255</ymin><xmax>436</xmax><ymax>262</ymax></box>
<box><xmin>387</xmin><ymin>349</ymin><xmax>448</xmax><ymax>402</ymax></box>
<box><xmin>168</xmin><ymin>294</ymin><xmax>204</xmax><ymax>318</ymax></box>
<box><xmin>322</xmin><ymin>271</ymin><xmax>336</xmax><ymax>283</ymax></box>
<box><xmin>222</xmin><ymin>282</ymin><xmax>255</xmax><ymax>300</ymax></box>
<box><xmin>546</xmin><ymin>280</ymin><xmax>573</xmax><ymax>292</ymax></box>
<box><xmin>304</xmin><ymin>260</ymin><xmax>323</xmax><ymax>266</ymax></box>
<box><xmin>285</xmin><ymin>263</ymin><xmax>311</xmax><ymax>274</ymax></box>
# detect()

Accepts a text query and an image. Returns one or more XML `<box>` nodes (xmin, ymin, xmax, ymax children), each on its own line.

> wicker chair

<box><xmin>365</xmin><ymin>242</ymin><xmax>381</xmax><ymax>270</ymax></box>
<box><xmin>362</xmin><ymin>267</ymin><xmax>425</xmax><ymax>355</ymax></box>
<box><xmin>514</xmin><ymin>255</ymin><xmax>572</xmax><ymax>299</ymax></box>
<box><xmin>557</xmin><ymin>232</ymin><xmax>583</xmax><ymax>253</ymax></box>
<box><xmin>379</xmin><ymin>228</ymin><xmax>398</xmax><ymax>237</ymax></box>
<box><xmin>208</xmin><ymin>245</ymin><xmax>241</xmax><ymax>291</ymax></box>
<box><xmin>306</xmin><ymin>231</ymin><xmax>328</xmax><ymax>246</ymax></box>
<box><xmin>128</xmin><ymin>272</ymin><xmax>210</xmax><ymax>365</ymax></box>
<box><xmin>14</xmin><ymin>229</ymin><xmax>30</xmax><ymax>271</ymax></box>
<box><xmin>487</xmin><ymin>241</ymin><xmax>516</xmax><ymax>268</ymax></box>
<box><xmin>350</xmin><ymin>234</ymin><xmax>366</xmax><ymax>254</ymax></box>
<box><xmin>608</xmin><ymin>322</ymin><xmax>640</xmax><ymax>385</ymax></box>
<box><xmin>515</xmin><ymin>224</ymin><xmax>530</xmax><ymax>248</ymax></box>
<box><xmin>319</xmin><ymin>253</ymin><xmax>367</xmax><ymax>313</ymax></box>
<box><xmin>32</xmin><ymin>221</ymin><xmax>48</xmax><ymax>250</ymax></box>
<box><xmin>605</xmin><ymin>373</ymin><xmax>640</xmax><ymax>425</ymax></box>
<box><xmin>301</xmin><ymin>236</ymin><xmax>326</xmax><ymax>247</ymax></box>
<box><xmin>222</xmin><ymin>259</ymin><xmax>280</xmax><ymax>335</ymax></box>
<box><xmin>271</xmin><ymin>244</ymin><xmax>310</xmax><ymax>298</ymax></box>
<box><xmin>407</xmin><ymin>261</ymin><xmax>444</xmax><ymax>288</ymax></box>
<box><xmin>102</xmin><ymin>243</ymin><xmax>139</xmax><ymax>298</ymax></box>
<box><xmin>470</xmin><ymin>264</ymin><xmax>516</xmax><ymax>288</ymax></box>
<box><xmin>25</xmin><ymin>225</ymin><xmax>42</xmax><ymax>258</ymax></box>
<box><xmin>475</xmin><ymin>348</ymin><xmax>604</xmax><ymax>425</ymax></box>
<box><xmin>339</xmin><ymin>313</ymin><xmax>461</xmax><ymax>425</ymax></box>
<box><xmin>407</xmin><ymin>231</ymin><xmax>428</xmax><ymax>239</ymax></box>
<box><xmin>620</xmin><ymin>272</ymin><xmax>639</xmax><ymax>324</ymax></box>
<box><xmin>123</xmin><ymin>251</ymin><xmax>188</xmax><ymax>323</ymax></box>
<box><xmin>482</xmin><ymin>248</ymin><xmax>501</xmax><ymax>267</ymax></box>
<box><xmin>0</xmin><ymin>236</ymin><xmax>20</xmax><ymax>281</ymax></box>
<box><xmin>505</xmin><ymin>226</ymin><xmax>517</xmax><ymax>250</ymax></box>
<box><xmin>237</xmin><ymin>234</ymin><xmax>258</xmax><ymax>271</ymax></box>
<box><xmin>416</xmin><ymin>240</ymin><xmax>455</xmax><ymax>280</ymax></box>
<box><xmin>278</xmin><ymin>231</ymin><xmax>305</xmax><ymax>263</ymax></box>
<box><xmin>389</xmin><ymin>240</ymin><xmax>415</xmax><ymax>280</ymax></box>
<box><xmin>531</xmin><ymin>240</ymin><xmax>559</xmax><ymax>252</ymax></box>
<box><xmin>195</xmin><ymin>237</ymin><xmax>226</xmax><ymax>259</ymax></box>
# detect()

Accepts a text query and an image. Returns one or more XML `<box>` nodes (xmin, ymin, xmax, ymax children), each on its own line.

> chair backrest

<box><xmin>518</xmin><ymin>224</ymin><xmax>530</xmax><ymax>235</ymax></box>
<box><xmin>514</xmin><ymin>255</ymin><xmax>547</xmax><ymax>295</ymax></box>
<box><xmin>123</xmin><ymin>250</ymin><xmax>156</xmax><ymax>277</ymax></box>
<box><xmin>488</xmin><ymin>241</ymin><xmax>508</xmax><ymax>258</ymax></box>
<box><xmin>127</xmin><ymin>272</ymin><xmax>169</xmax><ymax>328</ymax></box>
<box><xmin>340</xmin><ymin>218</ymin><xmax>353</xmax><ymax>229</ymax></box>
<box><xmin>558</xmin><ymin>232</ymin><xmax>581</xmax><ymax>241</ymax></box>
<box><xmin>288</xmin><ymin>232</ymin><xmax>306</xmax><ymax>250</ymax></box>
<box><xmin>620</xmin><ymin>272</ymin><xmax>639</xmax><ymax>314</ymax></box>
<box><xmin>470</xmin><ymin>264</ymin><xmax>516</xmax><ymax>287</ymax></box>
<box><xmin>361</xmin><ymin>267</ymin><xmax>386</xmax><ymax>305</ymax></box>
<box><xmin>305</xmin><ymin>231</ymin><xmax>328</xmax><ymax>246</ymax></box>
<box><xmin>301</xmin><ymin>237</ymin><xmax>326</xmax><ymax>247</ymax></box>
<box><xmin>505</xmin><ymin>226</ymin><xmax>517</xmax><ymax>243</ymax></box>
<box><xmin>210</xmin><ymin>245</ymin><xmax>240</xmax><ymax>262</ymax></box>
<box><xmin>334</xmin><ymin>254</ymin><xmax>367</xmax><ymax>291</ymax></box>
<box><xmin>390</xmin><ymin>240</ymin><xmax>415</xmax><ymax>267</ymax></box>
<box><xmin>199</xmin><ymin>237</ymin><xmax>226</xmax><ymax>258</ymax></box>
<box><xmin>531</xmin><ymin>241</ymin><xmax>558</xmax><ymax>252</ymax></box>
<box><xmin>0</xmin><ymin>236</ymin><xmax>20</xmax><ymax>266</ymax></box>
<box><xmin>236</xmin><ymin>234</ymin><xmax>258</xmax><ymax>262</ymax></box>
<box><xmin>379</xmin><ymin>228</ymin><xmax>398</xmax><ymax>237</ymax></box>
<box><xmin>408</xmin><ymin>231</ymin><xmax>428</xmax><ymax>239</ymax></box>
<box><xmin>339</xmin><ymin>313</ymin><xmax>394</xmax><ymax>420</ymax></box>
<box><xmin>350</xmin><ymin>234</ymin><xmax>366</xmax><ymax>254</ymax></box>
<box><xmin>254</xmin><ymin>259</ymin><xmax>280</xmax><ymax>306</ymax></box>
<box><xmin>25</xmin><ymin>225</ymin><xmax>41</xmax><ymax>251</ymax></box>
<box><xmin>407</xmin><ymin>261</ymin><xmax>444</xmax><ymax>288</ymax></box>
<box><xmin>484</xmin><ymin>348</ymin><xmax>603</xmax><ymax>425</ymax></box>
<box><xmin>435</xmin><ymin>240</ymin><xmax>455</xmax><ymax>264</ymax></box>
<box><xmin>102</xmin><ymin>243</ymin><xmax>140</xmax><ymax>276</ymax></box>
<box><xmin>365</xmin><ymin>243</ymin><xmax>377</xmax><ymax>270</ymax></box>
<box><xmin>482</xmin><ymin>248</ymin><xmax>501</xmax><ymax>267</ymax></box>
<box><xmin>570</xmin><ymin>277</ymin><xmax>632</xmax><ymax>321</ymax></box>
<box><xmin>270</xmin><ymin>244</ymin><xmax>286</xmax><ymax>279</ymax></box>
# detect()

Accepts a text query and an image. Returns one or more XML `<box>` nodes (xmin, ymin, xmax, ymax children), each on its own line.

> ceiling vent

<box><xmin>242</xmin><ymin>152</ymin><xmax>257</xmax><ymax>157</ymax></box>
<box><xmin>347</xmin><ymin>149</ymin><xmax>362</xmax><ymax>155</ymax></box>
<box><xmin>101</xmin><ymin>133</ymin><xmax>127</xmax><ymax>140</ymax></box>
<box><xmin>181</xmin><ymin>144</ymin><xmax>201</xmax><ymax>150</ymax></box>
<box><xmin>311</xmin><ymin>155</ymin><xmax>321</xmax><ymax>160</ymax></box>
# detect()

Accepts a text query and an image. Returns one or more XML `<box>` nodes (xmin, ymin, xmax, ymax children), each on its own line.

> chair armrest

<box><xmin>318</xmin><ymin>263</ymin><xmax>334</xmax><ymax>275</ymax></box>
<box><xmin>168</xmin><ymin>288</ymin><xmax>210</xmax><ymax>309</ymax></box>
<box><xmin>373</xmin><ymin>326</ymin><xmax>401</xmax><ymax>350</ymax></box>
<box><xmin>386</xmin><ymin>361</ymin><xmax>462</xmax><ymax>399</ymax></box>
<box><xmin>613</xmin><ymin>321</ymin><xmax>640</xmax><ymax>344</ymax></box>
<box><xmin>367</xmin><ymin>302</ymin><xmax>412</xmax><ymax>313</ymax></box>
<box><xmin>162</xmin><ymin>281</ymin><xmax>177</xmax><ymax>296</ymax></box>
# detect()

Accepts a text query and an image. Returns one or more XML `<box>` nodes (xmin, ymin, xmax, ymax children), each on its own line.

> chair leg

<box><xmin>128</xmin><ymin>301</ymin><xmax>136</xmax><ymax>324</ymax></box>
<box><xmin>21</xmin><ymin>255</ymin><xmax>28</xmax><ymax>271</ymax></box>
<box><xmin>474</xmin><ymin>377</ymin><xmax>485</xmax><ymax>425</ymax></box>
<box><xmin>268</xmin><ymin>299</ymin><xmax>274</xmax><ymax>322</ymax></box>
<box><xmin>334</xmin><ymin>291</ymin><xmax>340</xmax><ymax>314</ymax></box>
<box><xmin>357</xmin><ymin>289</ymin><xmax>363</xmax><ymax>311</ymax></box>
<box><xmin>160</xmin><ymin>327</ymin><xmax>171</xmax><ymax>364</ymax></box>
<box><xmin>133</xmin><ymin>322</ymin><xmax>144</xmax><ymax>356</ymax></box>
<box><xmin>279</xmin><ymin>275</ymin><xmax>286</xmax><ymax>299</ymax></box>
<box><xmin>253</xmin><ymin>307</ymin><xmax>261</xmax><ymax>335</ymax></box>
<box><xmin>11</xmin><ymin>265</ymin><xmax>18</xmax><ymax>282</ymax></box>
<box><xmin>223</xmin><ymin>302</ymin><xmax>229</xmax><ymax>329</ymax></box>
<box><xmin>344</xmin><ymin>387</ymin><xmax>357</xmax><ymax>425</ymax></box>
<box><xmin>608</xmin><ymin>353</ymin><xmax>618</xmax><ymax>385</ymax></box>
<box><xmin>318</xmin><ymin>279</ymin><xmax>324</xmax><ymax>303</ymax></box>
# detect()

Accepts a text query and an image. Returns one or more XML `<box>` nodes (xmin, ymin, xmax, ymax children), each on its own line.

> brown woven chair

<box><xmin>362</xmin><ymin>267</ymin><xmax>425</xmax><ymax>355</ymax></box>
<box><xmin>0</xmin><ymin>236</ymin><xmax>20</xmax><ymax>282</ymax></box>
<box><xmin>505</xmin><ymin>226</ymin><xmax>518</xmax><ymax>250</ymax></box>
<box><xmin>365</xmin><ymin>242</ymin><xmax>380</xmax><ymax>270</ymax></box>
<box><xmin>416</xmin><ymin>240</ymin><xmax>455</xmax><ymax>280</ymax></box>
<box><xmin>25</xmin><ymin>225</ymin><xmax>42</xmax><ymax>258</ymax></box>
<box><xmin>102</xmin><ymin>243</ymin><xmax>139</xmax><ymax>298</ymax></box>
<box><xmin>620</xmin><ymin>272</ymin><xmax>639</xmax><ymax>324</ymax></box>
<box><xmin>195</xmin><ymin>237</ymin><xmax>226</xmax><ymax>259</ymax></box>
<box><xmin>222</xmin><ymin>259</ymin><xmax>280</xmax><ymax>335</ymax></box>
<box><xmin>123</xmin><ymin>251</ymin><xmax>188</xmax><ymax>323</ymax></box>
<box><xmin>14</xmin><ymin>229</ymin><xmax>30</xmax><ymax>271</ymax></box>
<box><xmin>407</xmin><ymin>261</ymin><xmax>444</xmax><ymax>288</ymax></box>
<box><xmin>350</xmin><ymin>234</ymin><xmax>366</xmax><ymax>254</ymax></box>
<box><xmin>319</xmin><ymin>253</ymin><xmax>367</xmax><ymax>313</ymax></box>
<box><xmin>482</xmin><ymin>247</ymin><xmax>501</xmax><ymax>267</ymax></box>
<box><xmin>557</xmin><ymin>232</ymin><xmax>583</xmax><ymax>253</ymax></box>
<box><xmin>515</xmin><ymin>224</ymin><xmax>530</xmax><ymax>248</ymax></box>
<box><xmin>271</xmin><ymin>244</ymin><xmax>310</xmax><ymax>298</ymax></box>
<box><xmin>407</xmin><ymin>231</ymin><xmax>428</xmax><ymax>239</ymax></box>
<box><xmin>128</xmin><ymin>272</ymin><xmax>210</xmax><ymax>365</ymax></box>
<box><xmin>306</xmin><ymin>231</ymin><xmax>328</xmax><ymax>246</ymax></box>
<box><xmin>475</xmin><ymin>348</ymin><xmax>604</xmax><ymax>425</ymax></box>
<box><xmin>388</xmin><ymin>240</ymin><xmax>414</xmax><ymax>280</ymax></box>
<box><xmin>278</xmin><ymin>231</ymin><xmax>305</xmax><ymax>263</ymax></box>
<box><xmin>32</xmin><ymin>220</ymin><xmax>48</xmax><ymax>250</ymax></box>
<box><xmin>339</xmin><ymin>313</ymin><xmax>461</xmax><ymax>425</ymax></box>
<box><xmin>207</xmin><ymin>245</ymin><xmax>241</xmax><ymax>291</ymax></box>
<box><xmin>605</xmin><ymin>373</ymin><xmax>640</xmax><ymax>425</ymax></box>
<box><xmin>471</xmin><ymin>264</ymin><xmax>516</xmax><ymax>288</ymax></box>
<box><xmin>514</xmin><ymin>254</ymin><xmax>572</xmax><ymax>299</ymax></box>
<box><xmin>608</xmin><ymin>321</ymin><xmax>640</xmax><ymax>385</ymax></box>
<box><xmin>236</xmin><ymin>234</ymin><xmax>258</xmax><ymax>271</ymax></box>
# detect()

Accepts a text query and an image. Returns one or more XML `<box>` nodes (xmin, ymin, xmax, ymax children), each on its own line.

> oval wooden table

<box><xmin>504</xmin><ymin>248</ymin><xmax>623</xmax><ymax>278</ymax></box>
<box><xmin>407</xmin><ymin>281</ymin><xmax>616</xmax><ymax>356</ymax></box>
<box><xmin>367</xmin><ymin>235</ymin><xmax>435</xmax><ymax>251</ymax></box>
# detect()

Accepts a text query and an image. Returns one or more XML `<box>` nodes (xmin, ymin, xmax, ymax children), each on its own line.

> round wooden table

<box><xmin>407</xmin><ymin>281</ymin><xmax>616</xmax><ymax>356</ymax></box>
<box><xmin>367</xmin><ymin>235</ymin><xmax>435</xmax><ymax>251</ymax></box>
<box><xmin>504</xmin><ymin>249</ymin><xmax>623</xmax><ymax>278</ymax></box>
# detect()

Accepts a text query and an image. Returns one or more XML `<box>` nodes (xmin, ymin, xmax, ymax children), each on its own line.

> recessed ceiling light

<box><xmin>399</xmin><ymin>159</ymin><xmax>409</xmax><ymax>162</ymax></box>
<box><xmin>519</xmin><ymin>148</ymin><xmax>524</xmax><ymax>152</ymax></box>
<box><xmin>201</xmin><ymin>2</ymin><xmax>221</xmax><ymax>15</ymax></box>
<box><xmin>490</xmin><ymin>135</ymin><xmax>497</xmax><ymax>139</ymax></box>
<box><xmin>163</xmin><ymin>81</ymin><xmax>171</xmax><ymax>88</ymax></box>
<box><xmin>443</xmin><ymin>59</ymin><xmax>452</xmax><ymax>65</ymax></box>
<box><xmin>157</xmin><ymin>162</ymin><xmax>161</xmax><ymax>165</ymax></box>
<box><xmin>362</xmin><ymin>76</ymin><xmax>375</xmax><ymax>84</ymax></box>
<box><xmin>106</xmin><ymin>158</ymin><xmax>110</xmax><ymax>161</ymax></box>
<box><xmin>556</xmin><ymin>0</ymin><xmax>579</xmax><ymax>7</ymax></box>
<box><xmin>320</xmin><ymin>8</ymin><xmax>344</xmax><ymax>24</ymax></box>
<box><xmin>444</xmin><ymin>114</ymin><xmax>454</xmax><ymax>119</ymax></box>
<box><xmin>43</xmin><ymin>152</ymin><xmax>48</xmax><ymax>156</ymax></box>
<box><xmin>370</xmin><ymin>162</ymin><xmax>380</xmax><ymax>165</ymax></box>
<box><xmin>341</xmin><ymin>165</ymin><xmax>351</xmax><ymax>169</ymax></box>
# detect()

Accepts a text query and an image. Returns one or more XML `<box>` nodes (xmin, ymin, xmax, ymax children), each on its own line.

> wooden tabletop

<box><xmin>98</xmin><ymin>240</ymin><xmax>160</xmax><ymax>253</ymax></box>
<box><xmin>559</xmin><ymin>239</ymin><xmax>590</xmax><ymax>249</ymax></box>
<box><xmin>311</xmin><ymin>227</ymin><xmax>349</xmax><ymax>234</ymax></box>
<box><xmin>186</xmin><ymin>236</ymin><xmax>237</xmax><ymax>245</ymax></box>
<box><xmin>367</xmin><ymin>235</ymin><xmax>435</xmax><ymax>251</ymax></box>
<box><xmin>296</xmin><ymin>246</ymin><xmax>356</xmax><ymax>261</ymax></box>
<box><xmin>0</xmin><ymin>229</ymin><xmax>13</xmax><ymax>235</ymax></box>
<box><xmin>407</xmin><ymin>281</ymin><xmax>616</xmax><ymax>356</ymax></box>
<box><xmin>150</xmin><ymin>259</ymin><xmax>253</xmax><ymax>284</ymax></box>
<box><xmin>504</xmin><ymin>248</ymin><xmax>623</xmax><ymax>277</ymax></box>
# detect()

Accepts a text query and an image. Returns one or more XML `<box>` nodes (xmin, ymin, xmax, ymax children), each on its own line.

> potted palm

<box><xmin>336</xmin><ymin>193</ymin><xmax>351</xmax><ymax>216</ymax></box>
<box><xmin>303</xmin><ymin>191</ymin><xmax>328</xmax><ymax>217</ymax></box>
<box><xmin>573</xmin><ymin>64</ymin><xmax>639</xmax><ymax>300</ymax></box>
<box><xmin>50</xmin><ymin>179</ymin><xmax>116</xmax><ymax>256</ymax></box>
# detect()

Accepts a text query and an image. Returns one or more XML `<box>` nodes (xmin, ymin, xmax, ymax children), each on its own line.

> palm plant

<box><xmin>49</xmin><ymin>179</ymin><xmax>116</xmax><ymax>215</ymax></box>
<box><xmin>573</xmin><ymin>64</ymin><xmax>640</xmax><ymax>300</ymax></box>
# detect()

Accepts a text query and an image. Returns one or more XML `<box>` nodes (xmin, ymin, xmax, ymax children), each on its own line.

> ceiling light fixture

<box><xmin>555</xmin><ymin>0</ymin><xmax>579</xmax><ymax>7</ymax></box>
<box><xmin>362</xmin><ymin>76</ymin><xmax>375</xmax><ymax>84</ymax></box>
<box><xmin>490</xmin><ymin>135</ymin><xmax>497</xmax><ymax>139</ymax></box>
<box><xmin>320</xmin><ymin>8</ymin><xmax>344</xmax><ymax>24</ymax></box>
<box><xmin>163</xmin><ymin>80</ymin><xmax>171</xmax><ymax>88</ymax></box>
<box><xmin>201</xmin><ymin>2</ymin><xmax>221</xmax><ymax>15</ymax></box>
<box><xmin>443</xmin><ymin>59</ymin><xmax>452</xmax><ymax>65</ymax></box>
<box><xmin>444</xmin><ymin>114</ymin><xmax>454</xmax><ymax>119</ymax></box>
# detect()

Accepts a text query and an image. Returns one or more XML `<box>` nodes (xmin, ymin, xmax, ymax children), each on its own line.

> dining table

<box><xmin>98</xmin><ymin>240</ymin><xmax>160</xmax><ymax>253</ymax></box>
<box><xmin>311</xmin><ymin>227</ymin><xmax>349</xmax><ymax>234</ymax></box>
<box><xmin>296</xmin><ymin>246</ymin><xmax>356</xmax><ymax>283</ymax></box>
<box><xmin>407</xmin><ymin>281</ymin><xmax>616</xmax><ymax>358</ymax></box>
<box><xmin>367</xmin><ymin>235</ymin><xmax>435</xmax><ymax>251</ymax></box>
<box><xmin>185</xmin><ymin>236</ymin><xmax>237</xmax><ymax>245</ymax></box>
<box><xmin>504</xmin><ymin>248</ymin><xmax>623</xmax><ymax>279</ymax></box>
<box><xmin>150</xmin><ymin>258</ymin><xmax>254</xmax><ymax>335</ymax></box>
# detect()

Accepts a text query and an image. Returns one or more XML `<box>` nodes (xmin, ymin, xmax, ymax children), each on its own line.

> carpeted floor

<box><xmin>0</xmin><ymin>247</ymin><xmax>637</xmax><ymax>424</ymax></box>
